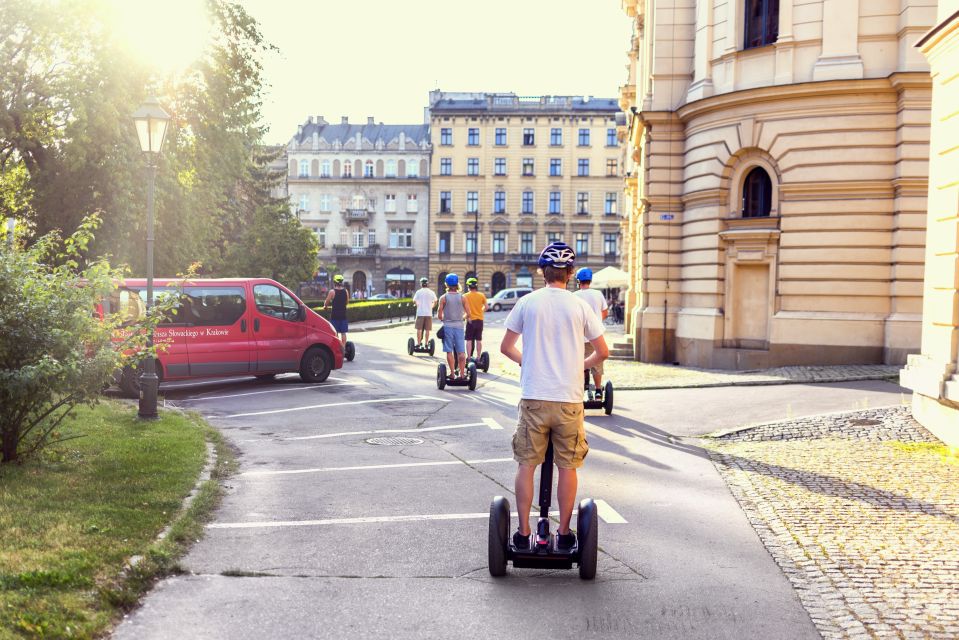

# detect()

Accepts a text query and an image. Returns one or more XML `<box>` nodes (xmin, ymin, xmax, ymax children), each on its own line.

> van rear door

<box><xmin>183</xmin><ymin>286</ymin><xmax>253</xmax><ymax>377</ymax></box>
<box><xmin>251</xmin><ymin>283</ymin><xmax>308</xmax><ymax>373</ymax></box>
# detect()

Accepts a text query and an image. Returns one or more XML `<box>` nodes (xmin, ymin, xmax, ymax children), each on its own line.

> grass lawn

<box><xmin>0</xmin><ymin>400</ymin><xmax>229</xmax><ymax>639</ymax></box>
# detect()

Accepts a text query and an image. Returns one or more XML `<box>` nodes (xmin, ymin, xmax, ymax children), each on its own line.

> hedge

<box><xmin>310</xmin><ymin>298</ymin><xmax>416</xmax><ymax>323</ymax></box>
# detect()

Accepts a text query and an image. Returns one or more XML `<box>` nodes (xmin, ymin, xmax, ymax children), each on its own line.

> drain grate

<box><xmin>365</xmin><ymin>436</ymin><xmax>425</xmax><ymax>446</ymax></box>
<box><xmin>847</xmin><ymin>418</ymin><xmax>882</xmax><ymax>427</ymax></box>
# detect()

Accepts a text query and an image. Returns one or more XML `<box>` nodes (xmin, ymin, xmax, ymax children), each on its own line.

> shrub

<box><xmin>311</xmin><ymin>299</ymin><xmax>415</xmax><ymax>323</ymax></box>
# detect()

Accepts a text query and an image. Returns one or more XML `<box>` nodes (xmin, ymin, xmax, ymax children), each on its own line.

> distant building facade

<box><xmin>620</xmin><ymin>0</ymin><xmax>935</xmax><ymax>369</ymax></box>
<box><xmin>285</xmin><ymin>116</ymin><xmax>431</xmax><ymax>297</ymax></box>
<box><xmin>427</xmin><ymin>91</ymin><xmax>623</xmax><ymax>294</ymax></box>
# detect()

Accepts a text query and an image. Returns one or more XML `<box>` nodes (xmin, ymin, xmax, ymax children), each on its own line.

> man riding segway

<box><xmin>410</xmin><ymin>277</ymin><xmax>437</xmax><ymax>356</ymax></box>
<box><xmin>463</xmin><ymin>277</ymin><xmax>489</xmax><ymax>372</ymax></box>
<box><xmin>573</xmin><ymin>267</ymin><xmax>609</xmax><ymax>400</ymax></box>
<box><xmin>323</xmin><ymin>274</ymin><xmax>354</xmax><ymax>361</ymax></box>
<box><xmin>436</xmin><ymin>273</ymin><xmax>477</xmax><ymax>391</ymax></box>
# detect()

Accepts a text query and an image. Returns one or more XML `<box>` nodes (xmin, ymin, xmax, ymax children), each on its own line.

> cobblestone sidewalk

<box><xmin>705</xmin><ymin>406</ymin><xmax>959</xmax><ymax>639</ymax></box>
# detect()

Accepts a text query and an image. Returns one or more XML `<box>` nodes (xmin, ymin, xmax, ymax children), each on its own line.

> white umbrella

<box><xmin>589</xmin><ymin>265</ymin><xmax>629</xmax><ymax>289</ymax></box>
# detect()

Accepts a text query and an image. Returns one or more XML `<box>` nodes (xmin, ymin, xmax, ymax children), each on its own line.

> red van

<box><xmin>103</xmin><ymin>278</ymin><xmax>342</xmax><ymax>397</ymax></box>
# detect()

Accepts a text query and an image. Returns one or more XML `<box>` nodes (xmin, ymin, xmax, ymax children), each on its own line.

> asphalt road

<box><xmin>112</xmin><ymin>314</ymin><xmax>906</xmax><ymax>639</ymax></box>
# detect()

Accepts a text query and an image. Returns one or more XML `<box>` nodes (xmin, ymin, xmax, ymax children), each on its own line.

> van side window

<box><xmin>184</xmin><ymin>287</ymin><xmax>246</xmax><ymax>326</ymax></box>
<box><xmin>254</xmin><ymin>284</ymin><xmax>300</xmax><ymax>321</ymax></box>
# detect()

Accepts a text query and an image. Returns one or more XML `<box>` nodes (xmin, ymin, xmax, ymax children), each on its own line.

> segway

<box><xmin>344</xmin><ymin>341</ymin><xmax>355</xmax><ymax>362</ymax></box>
<box><xmin>583</xmin><ymin>371</ymin><xmax>613</xmax><ymax>415</ymax></box>
<box><xmin>436</xmin><ymin>354</ymin><xmax>477</xmax><ymax>391</ymax></box>
<box><xmin>467</xmin><ymin>350</ymin><xmax>490</xmax><ymax>373</ymax></box>
<box><xmin>407</xmin><ymin>337</ymin><xmax>436</xmax><ymax>356</ymax></box>
<box><xmin>488</xmin><ymin>440</ymin><xmax>598</xmax><ymax>579</ymax></box>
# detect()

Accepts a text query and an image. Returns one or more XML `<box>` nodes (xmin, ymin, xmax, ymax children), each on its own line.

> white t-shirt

<box><xmin>504</xmin><ymin>287</ymin><xmax>605</xmax><ymax>403</ymax></box>
<box><xmin>574</xmin><ymin>288</ymin><xmax>608</xmax><ymax>342</ymax></box>
<box><xmin>413</xmin><ymin>288</ymin><xmax>437</xmax><ymax>317</ymax></box>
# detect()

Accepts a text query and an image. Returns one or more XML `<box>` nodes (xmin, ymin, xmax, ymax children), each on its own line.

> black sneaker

<box><xmin>594</xmin><ymin>388</ymin><xmax>603</xmax><ymax>401</ymax></box>
<box><xmin>557</xmin><ymin>532</ymin><xmax>576</xmax><ymax>550</ymax></box>
<box><xmin>513</xmin><ymin>531</ymin><xmax>531</xmax><ymax>550</ymax></box>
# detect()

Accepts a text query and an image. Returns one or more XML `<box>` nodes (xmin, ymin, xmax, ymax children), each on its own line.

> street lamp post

<box><xmin>472</xmin><ymin>209</ymin><xmax>479</xmax><ymax>277</ymax></box>
<box><xmin>132</xmin><ymin>97</ymin><xmax>171</xmax><ymax>420</ymax></box>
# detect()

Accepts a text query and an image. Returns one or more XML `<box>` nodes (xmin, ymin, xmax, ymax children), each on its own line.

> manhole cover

<box><xmin>848</xmin><ymin>419</ymin><xmax>881</xmax><ymax>427</ymax></box>
<box><xmin>365</xmin><ymin>437</ymin><xmax>424</xmax><ymax>446</ymax></box>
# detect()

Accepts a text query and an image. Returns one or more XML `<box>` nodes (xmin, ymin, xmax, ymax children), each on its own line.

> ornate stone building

<box><xmin>285</xmin><ymin>117</ymin><xmax>431</xmax><ymax>297</ymax></box>
<box><xmin>427</xmin><ymin>91</ymin><xmax>623</xmax><ymax>294</ymax></box>
<box><xmin>620</xmin><ymin>0</ymin><xmax>935</xmax><ymax>368</ymax></box>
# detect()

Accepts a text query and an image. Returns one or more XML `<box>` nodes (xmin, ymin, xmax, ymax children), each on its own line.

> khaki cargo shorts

<box><xmin>512</xmin><ymin>400</ymin><xmax>588</xmax><ymax>469</ymax></box>
<box><xmin>585</xmin><ymin>342</ymin><xmax>604</xmax><ymax>376</ymax></box>
<box><xmin>415</xmin><ymin>316</ymin><xmax>432</xmax><ymax>331</ymax></box>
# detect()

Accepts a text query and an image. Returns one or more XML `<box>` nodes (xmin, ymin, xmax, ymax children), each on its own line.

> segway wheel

<box><xmin>436</xmin><ymin>363</ymin><xmax>447</xmax><ymax>390</ymax></box>
<box><xmin>344</xmin><ymin>341</ymin><xmax>355</xmax><ymax>362</ymax></box>
<box><xmin>488</xmin><ymin>496</ymin><xmax>510</xmax><ymax>577</ymax></box>
<box><xmin>603</xmin><ymin>381</ymin><xmax>614</xmax><ymax>415</ymax></box>
<box><xmin>577</xmin><ymin>498</ymin><xmax>599</xmax><ymax>580</ymax></box>
<box><xmin>467</xmin><ymin>362</ymin><xmax>477</xmax><ymax>391</ymax></box>
<box><xmin>480</xmin><ymin>351</ymin><xmax>490</xmax><ymax>373</ymax></box>
<box><xmin>428</xmin><ymin>339</ymin><xmax>435</xmax><ymax>357</ymax></box>
<box><xmin>407</xmin><ymin>337</ymin><xmax>415</xmax><ymax>356</ymax></box>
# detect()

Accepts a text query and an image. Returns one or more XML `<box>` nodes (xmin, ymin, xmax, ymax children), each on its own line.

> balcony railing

<box><xmin>333</xmin><ymin>244</ymin><xmax>380</xmax><ymax>257</ymax></box>
<box><xmin>342</xmin><ymin>208</ymin><xmax>374</xmax><ymax>221</ymax></box>
<box><xmin>510</xmin><ymin>252</ymin><xmax>538</xmax><ymax>264</ymax></box>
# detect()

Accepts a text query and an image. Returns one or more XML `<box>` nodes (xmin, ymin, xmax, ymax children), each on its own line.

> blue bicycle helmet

<box><xmin>538</xmin><ymin>241</ymin><xmax>576</xmax><ymax>269</ymax></box>
<box><xmin>445</xmin><ymin>273</ymin><xmax>459</xmax><ymax>287</ymax></box>
<box><xmin>575</xmin><ymin>267</ymin><xmax>593</xmax><ymax>282</ymax></box>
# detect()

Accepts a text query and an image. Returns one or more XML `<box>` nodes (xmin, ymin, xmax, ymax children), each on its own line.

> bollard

<box><xmin>388</xmin><ymin>304</ymin><xmax>393</xmax><ymax>324</ymax></box>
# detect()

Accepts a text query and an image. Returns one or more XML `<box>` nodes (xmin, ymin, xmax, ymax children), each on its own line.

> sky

<box><xmin>235</xmin><ymin>0</ymin><xmax>632</xmax><ymax>144</ymax></box>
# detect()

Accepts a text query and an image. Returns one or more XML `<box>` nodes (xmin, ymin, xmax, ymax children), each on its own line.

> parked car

<box><xmin>486</xmin><ymin>287</ymin><xmax>533</xmax><ymax>312</ymax></box>
<box><xmin>101</xmin><ymin>278</ymin><xmax>343</xmax><ymax>397</ymax></box>
<box><xmin>369</xmin><ymin>293</ymin><xmax>394</xmax><ymax>300</ymax></box>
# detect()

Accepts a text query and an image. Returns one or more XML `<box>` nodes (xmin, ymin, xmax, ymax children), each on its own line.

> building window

<box><xmin>467</xmin><ymin>128</ymin><xmax>480</xmax><ymax>146</ymax></box>
<box><xmin>549</xmin><ymin>158</ymin><xmax>562</xmax><ymax>177</ymax></box>
<box><xmin>603</xmin><ymin>233</ymin><xmax>618</xmax><ymax>256</ymax></box>
<box><xmin>522</xmin><ymin>191</ymin><xmax>534</xmax><ymax>214</ymax></box>
<box><xmin>523</xmin><ymin>128</ymin><xmax>535</xmax><ymax>146</ymax></box>
<box><xmin>438</xmin><ymin>231</ymin><xmax>451</xmax><ymax>254</ymax></box>
<box><xmin>605</xmin><ymin>192</ymin><xmax>618</xmax><ymax>215</ymax></box>
<box><xmin>406</xmin><ymin>194</ymin><xmax>418</xmax><ymax>212</ymax></box>
<box><xmin>321</xmin><ymin>160</ymin><xmax>331</xmax><ymax>177</ymax></box>
<box><xmin>385</xmin><ymin>160</ymin><xmax>397</xmax><ymax>177</ymax></box>
<box><xmin>440</xmin><ymin>128</ymin><xmax>452</xmax><ymax>145</ymax></box>
<box><xmin>364</xmin><ymin>160</ymin><xmax>374</xmax><ymax>178</ymax></box>
<box><xmin>494</xmin><ymin>190</ymin><xmax>506</xmax><ymax>214</ymax></box>
<box><xmin>342</xmin><ymin>162</ymin><xmax>352</xmax><ymax>178</ymax></box>
<box><xmin>745</xmin><ymin>0</ymin><xmax>779</xmax><ymax>49</ymax></box>
<box><xmin>492</xmin><ymin>232</ymin><xmax>506</xmax><ymax>254</ymax></box>
<box><xmin>494</xmin><ymin>157</ymin><xmax>506</xmax><ymax>176</ymax></box>
<box><xmin>298</xmin><ymin>194</ymin><xmax>309</xmax><ymax>211</ymax></box>
<box><xmin>351</xmin><ymin>194</ymin><xmax>365</xmax><ymax>209</ymax></box>
<box><xmin>467</xmin><ymin>158</ymin><xmax>480</xmax><ymax>176</ymax></box>
<box><xmin>316</xmin><ymin>227</ymin><xmax>326</xmax><ymax>249</ymax></box>
<box><xmin>440</xmin><ymin>191</ymin><xmax>452</xmax><ymax>213</ymax></box>
<box><xmin>577</xmin><ymin>192</ymin><xmax>589</xmax><ymax>215</ymax></box>
<box><xmin>575</xmin><ymin>232</ymin><xmax>589</xmax><ymax>257</ymax></box>
<box><xmin>389</xmin><ymin>227</ymin><xmax>413</xmax><ymax>249</ymax></box>
<box><xmin>440</xmin><ymin>158</ymin><xmax>452</xmax><ymax>176</ymax></box>
<box><xmin>368</xmin><ymin>229</ymin><xmax>376</xmax><ymax>246</ymax></box>
<box><xmin>549</xmin><ymin>191</ymin><xmax>561</xmax><ymax>214</ymax></box>
<box><xmin>520</xmin><ymin>232</ymin><xmax>534</xmax><ymax>255</ymax></box>
<box><xmin>467</xmin><ymin>191</ymin><xmax>479</xmax><ymax>213</ymax></box>
<box><xmin>320</xmin><ymin>194</ymin><xmax>331</xmax><ymax>212</ymax></box>
<box><xmin>495</xmin><ymin>128</ymin><xmax>507</xmax><ymax>145</ymax></box>
<box><xmin>465</xmin><ymin>231</ymin><xmax>477</xmax><ymax>254</ymax></box>
<box><xmin>385</xmin><ymin>193</ymin><xmax>396</xmax><ymax>212</ymax></box>
<box><xmin>547</xmin><ymin>231</ymin><xmax>561</xmax><ymax>244</ymax></box>
<box><xmin>577</xmin><ymin>159</ymin><xmax>590</xmax><ymax>177</ymax></box>
<box><xmin>522</xmin><ymin>158</ymin><xmax>534</xmax><ymax>176</ymax></box>
<box><xmin>607</xmin><ymin>128</ymin><xmax>617</xmax><ymax>147</ymax></box>
<box><xmin>606</xmin><ymin>159</ymin><xmax>618</xmax><ymax>177</ymax></box>
<box><xmin>352</xmin><ymin>229</ymin><xmax>365</xmax><ymax>248</ymax></box>
<box><xmin>407</xmin><ymin>160</ymin><xmax>419</xmax><ymax>178</ymax></box>
<box><xmin>578</xmin><ymin>128</ymin><xmax>590</xmax><ymax>146</ymax></box>
<box><xmin>299</xmin><ymin>159</ymin><xmax>309</xmax><ymax>177</ymax></box>
<box><xmin>742</xmin><ymin>166</ymin><xmax>773</xmax><ymax>218</ymax></box>
<box><xmin>550</xmin><ymin>128</ymin><xmax>562</xmax><ymax>146</ymax></box>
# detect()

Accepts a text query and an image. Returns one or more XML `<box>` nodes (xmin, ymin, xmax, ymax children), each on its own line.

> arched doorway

<box><xmin>437</xmin><ymin>271</ymin><xmax>448</xmax><ymax>293</ymax></box>
<box><xmin>352</xmin><ymin>271</ymin><xmax>367</xmax><ymax>298</ymax></box>
<box><xmin>491</xmin><ymin>271</ymin><xmax>506</xmax><ymax>295</ymax></box>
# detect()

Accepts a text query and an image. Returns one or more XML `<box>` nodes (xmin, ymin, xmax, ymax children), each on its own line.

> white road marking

<box><xmin>209</xmin><ymin>505</ymin><xmax>626</xmax><ymax>529</ymax></box>
<box><xmin>225</xmin><ymin>396</ymin><xmax>448</xmax><ymax>419</ymax></box>
<box><xmin>595</xmin><ymin>499</ymin><xmax>628</xmax><ymax>524</ymax></box>
<box><xmin>242</xmin><ymin>457</ymin><xmax>514</xmax><ymax>477</ymax></box>
<box><xmin>281</xmin><ymin>417</ymin><xmax>505</xmax><ymax>442</ymax></box>
<box><xmin>482</xmin><ymin>417</ymin><xmax>503</xmax><ymax>430</ymax></box>
<box><xmin>192</xmin><ymin>380</ymin><xmax>366</xmax><ymax>401</ymax></box>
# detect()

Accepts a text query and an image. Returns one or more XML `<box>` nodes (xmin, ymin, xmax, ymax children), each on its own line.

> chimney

<box><xmin>367</xmin><ymin>116</ymin><xmax>375</xmax><ymax>125</ymax></box>
<box><xmin>341</xmin><ymin>116</ymin><xmax>348</xmax><ymax>125</ymax></box>
<box><xmin>307</xmin><ymin>116</ymin><xmax>314</xmax><ymax>124</ymax></box>
<box><xmin>297</xmin><ymin>124</ymin><xmax>303</xmax><ymax>136</ymax></box>
<box><xmin>317</xmin><ymin>115</ymin><xmax>327</xmax><ymax>125</ymax></box>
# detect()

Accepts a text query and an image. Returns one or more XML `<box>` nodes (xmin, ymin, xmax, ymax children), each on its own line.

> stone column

<box><xmin>812</xmin><ymin>0</ymin><xmax>865</xmax><ymax>81</ymax></box>
<box><xmin>686</xmin><ymin>0</ymin><xmax>715</xmax><ymax>101</ymax></box>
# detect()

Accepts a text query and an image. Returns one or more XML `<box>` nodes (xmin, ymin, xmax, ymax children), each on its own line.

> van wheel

<box><xmin>300</xmin><ymin>347</ymin><xmax>332</xmax><ymax>383</ymax></box>
<box><xmin>492</xmin><ymin>303</ymin><xmax>502</xmax><ymax>312</ymax></box>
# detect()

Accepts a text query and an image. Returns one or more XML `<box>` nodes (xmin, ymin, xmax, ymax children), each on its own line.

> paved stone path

<box><xmin>705</xmin><ymin>406</ymin><xmax>959</xmax><ymax>639</ymax></box>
